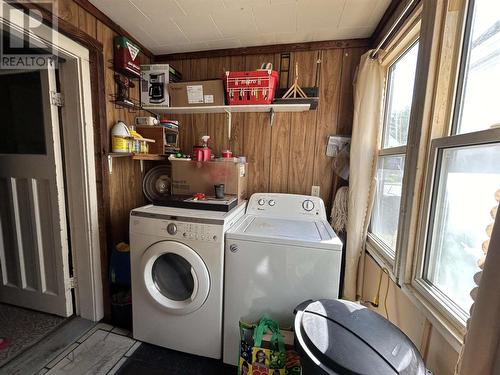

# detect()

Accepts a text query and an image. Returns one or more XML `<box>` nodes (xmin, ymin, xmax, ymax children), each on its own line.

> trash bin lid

<box><xmin>294</xmin><ymin>299</ymin><xmax>427</xmax><ymax>375</ymax></box>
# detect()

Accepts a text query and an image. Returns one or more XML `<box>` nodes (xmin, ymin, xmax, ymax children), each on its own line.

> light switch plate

<box><xmin>311</xmin><ymin>185</ymin><xmax>320</xmax><ymax>197</ymax></box>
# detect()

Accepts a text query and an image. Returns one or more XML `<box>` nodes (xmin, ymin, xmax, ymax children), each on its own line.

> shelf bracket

<box><xmin>224</xmin><ymin>109</ymin><xmax>232</xmax><ymax>139</ymax></box>
<box><xmin>107</xmin><ymin>155</ymin><xmax>113</xmax><ymax>175</ymax></box>
<box><xmin>269</xmin><ymin>108</ymin><xmax>275</xmax><ymax>127</ymax></box>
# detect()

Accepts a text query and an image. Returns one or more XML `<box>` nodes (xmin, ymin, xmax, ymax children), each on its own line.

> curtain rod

<box><xmin>370</xmin><ymin>0</ymin><xmax>420</xmax><ymax>59</ymax></box>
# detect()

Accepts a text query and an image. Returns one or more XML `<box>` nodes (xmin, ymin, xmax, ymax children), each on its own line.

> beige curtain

<box><xmin>344</xmin><ymin>51</ymin><xmax>385</xmax><ymax>301</ymax></box>
<box><xmin>457</xmin><ymin>197</ymin><xmax>500</xmax><ymax>375</ymax></box>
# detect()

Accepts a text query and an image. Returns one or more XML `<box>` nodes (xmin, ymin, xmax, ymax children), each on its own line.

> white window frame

<box><xmin>412</xmin><ymin>128</ymin><xmax>500</xmax><ymax>330</ymax></box>
<box><xmin>410</xmin><ymin>0</ymin><xmax>500</xmax><ymax>333</ymax></box>
<box><xmin>367</xmin><ymin>31</ymin><xmax>421</xmax><ymax>272</ymax></box>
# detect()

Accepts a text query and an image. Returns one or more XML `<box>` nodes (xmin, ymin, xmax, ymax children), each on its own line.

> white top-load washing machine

<box><xmin>130</xmin><ymin>203</ymin><xmax>245</xmax><ymax>359</ymax></box>
<box><xmin>223</xmin><ymin>193</ymin><xmax>343</xmax><ymax>365</ymax></box>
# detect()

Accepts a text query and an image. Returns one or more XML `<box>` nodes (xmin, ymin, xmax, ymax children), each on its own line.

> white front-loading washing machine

<box><xmin>129</xmin><ymin>203</ymin><xmax>245</xmax><ymax>359</ymax></box>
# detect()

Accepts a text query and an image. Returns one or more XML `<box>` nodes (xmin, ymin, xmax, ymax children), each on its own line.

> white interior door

<box><xmin>0</xmin><ymin>67</ymin><xmax>73</xmax><ymax>317</ymax></box>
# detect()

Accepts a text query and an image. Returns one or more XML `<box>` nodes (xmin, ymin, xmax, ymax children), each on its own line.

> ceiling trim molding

<box><xmin>155</xmin><ymin>38</ymin><xmax>370</xmax><ymax>61</ymax></box>
<box><xmin>73</xmin><ymin>0</ymin><xmax>154</xmax><ymax>58</ymax></box>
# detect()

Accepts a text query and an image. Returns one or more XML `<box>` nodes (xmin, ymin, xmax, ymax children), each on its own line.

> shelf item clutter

<box><xmin>111</xmin><ymin>121</ymin><xmax>155</xmax><ymax>154</ymax></box>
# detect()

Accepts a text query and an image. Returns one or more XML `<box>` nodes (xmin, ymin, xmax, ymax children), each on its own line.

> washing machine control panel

<box><xmin>160</xmin><ymin>221</ymin><xmax>220</xmax><ymax>243</ymax></box>
<box><xmin>246</xmin><ymin>193</ymin><xmax>326</xmax><ymax>220</ymax></box>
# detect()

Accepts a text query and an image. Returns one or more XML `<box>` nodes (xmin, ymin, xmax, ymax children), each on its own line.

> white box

<box><xmin>140</xmin><ymin>64</ymin><xmax>170</xmax><ymax>107</ymax></box>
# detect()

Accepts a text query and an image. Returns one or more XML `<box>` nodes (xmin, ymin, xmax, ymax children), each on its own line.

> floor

<box><xmin>28</xmin><ymin>323</ymin><xmax>237</xmax><ymax>375</ymax></box>
<box><xmin>0</xmin><ymin>303</ymin><xmax>67</xmax><ymax>367</ymax></box>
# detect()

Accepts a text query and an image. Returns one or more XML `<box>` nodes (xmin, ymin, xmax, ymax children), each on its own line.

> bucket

<box><xmin>111</xmin><ymin>121</ymin><xmax>132</xmax><ymax>153</ymax></box>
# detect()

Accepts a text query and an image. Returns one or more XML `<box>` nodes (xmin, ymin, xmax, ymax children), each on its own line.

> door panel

<box><xmin>0</xmin><ymin>69</ymin><xmax>73</xmax><ymax>317</ymax></box>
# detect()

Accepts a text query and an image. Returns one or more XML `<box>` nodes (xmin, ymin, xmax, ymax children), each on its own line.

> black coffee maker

<box><xmin>149</xmin><ymin>73</ymin><xmax>165</xmax><ymax>103</ymax></box>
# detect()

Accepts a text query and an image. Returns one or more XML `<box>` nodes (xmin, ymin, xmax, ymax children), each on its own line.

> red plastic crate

<box><xmin>224</xmin><ymin>70</ymin><xmax>279</xmax><ymax>105</ymax></box>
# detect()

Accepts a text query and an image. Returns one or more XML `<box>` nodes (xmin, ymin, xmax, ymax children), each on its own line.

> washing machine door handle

<box><xmin>190</xmin><ymin>267</ymin><xmax>198</xmax><ymax>301</ymax></box>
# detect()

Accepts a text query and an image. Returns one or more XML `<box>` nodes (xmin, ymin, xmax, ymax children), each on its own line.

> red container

<box><xmin>224</xmin><ymin>70</ymin><xmax>279</xmax><ymax>105</ymax></box>
<box><xmin>193</xmin><ymin>147</ymin><xmax>212</xmax><ymax>161</ymax></box>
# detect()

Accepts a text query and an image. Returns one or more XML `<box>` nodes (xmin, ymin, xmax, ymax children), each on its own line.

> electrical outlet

<box><xmin>311</xmin><ymin>185</ymin><xmax>320</xmax><ymax>197</ymax></box>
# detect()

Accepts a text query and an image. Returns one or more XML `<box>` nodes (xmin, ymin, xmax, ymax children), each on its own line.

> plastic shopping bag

<box><xmin>238</xmin><ymin>315</ymin><xmax>286</xmax><ymax>375</ymax></box>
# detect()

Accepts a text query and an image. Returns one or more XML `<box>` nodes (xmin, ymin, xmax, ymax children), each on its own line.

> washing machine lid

<box><xmin>227</xmin><ymin>215</ymin><xmax>342</xmax><ymax>251</ymax></box>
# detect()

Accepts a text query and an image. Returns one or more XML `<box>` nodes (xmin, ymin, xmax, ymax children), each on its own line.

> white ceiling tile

<box><xmin>140</xmin><ymin>22</ymin><xmax>189</xmax><ymax>46</ymax></box>
<box><xmin>152</xmin><ymin>41</ymin><xmax>210</xmax><ymax>54</ymax></box>
<box><xmin>174</xmin><ymin>0</ymin><xmax>226</xmax><ymax>15</ymax></box>
<box><xmin>211</xmin><ymin>7</ymin><xmax>257</xmax><ymax>37</ymax></box>
<box><xmin>222</xmin><ymin>0</ymin><xmax>270</xmax><ymax>9</ymax></box>
<box><xmin>252</xmin><ymin>3</ymin><xmax>297</xmax><ymax>33</ymax></box>
<box><xmin>205</xmin><ymin>38</ymin><xmax>243</xmax><ymax>49</ymax></box>
<box><xmin>297</xmin><ymin>0</ymin><xmax>344</xmax><ymax>31</ymax></box>
<box><xmin>171</xmin><ymin>14</ymin><xmax>223</xmax><ymax>42</ymax></box>
<box><xmin>338</xmin><ymin>0</ymin><xmax>377</xmax><ymax>29</ymax></box>
<box><xmin>274</xmin><ymin>31</ymin><xmax>302</xmax><ymax>44</ymax></box>
<box><xmin>270</xmin><ymin>0</ymin><xmax>297</xmax><ymax>4</ymax></box>
<box><xmin>128</xmin><ymin>0</ymin><xmax>185</xmax><ymax>20</ymax></box>
<box><xmin>316</xmin><ymin>26</ymin><xmax>372</xmax><ymax>41</ymax></box>
<box><xmin>239</xmin><ymin>33</ymin><xmax>277</xmax><ymax>47</ymax></box>
<box><xmin>89</xmin><ymin>0</ymin><xmax>390</xmax><ymax>55</ymax></box>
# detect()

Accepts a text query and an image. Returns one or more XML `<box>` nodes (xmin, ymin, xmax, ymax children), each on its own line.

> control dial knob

<box><xmin>167</xmin><ymin>223</ymin><xmax>177</xmax><ymax>235</ymax></box>
<box><xmin>258</xmin><ymin>198</ymin><xmax>266</xmax><ymax>206</ymax></box>
<box><xmin>268</xmin><ymin>199</ymin><xmax>276</xmax><ymax>206</ymax></box>
<box><xmin>302</xmin><ymin>199</ymin><xmax>315</xmax><ymax>211</ymax></box>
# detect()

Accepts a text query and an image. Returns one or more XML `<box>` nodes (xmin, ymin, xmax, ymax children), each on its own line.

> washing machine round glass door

<box><xmin>140</xmin><ymin>241</ymin><xmax>210</xmax><ymax>314</ymax></box>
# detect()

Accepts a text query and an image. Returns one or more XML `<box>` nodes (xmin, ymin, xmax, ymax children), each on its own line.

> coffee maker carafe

<box><xmin>149</xmin><ymin>73</ymin><xmax>165</xmax><ymax>103</ymax></box>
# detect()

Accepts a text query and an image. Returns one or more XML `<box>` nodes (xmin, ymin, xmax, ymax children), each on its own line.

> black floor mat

<box><xmin>116</xmin><ymin>342</ymin><xmax>237</xmax><ymax>375</ymax></box>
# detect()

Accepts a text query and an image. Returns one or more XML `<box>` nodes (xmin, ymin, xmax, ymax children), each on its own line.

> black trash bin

<box><xmin>294</xmin><ymin>299</ymin><xmax>428</xmax><ymax>375</ymax></box>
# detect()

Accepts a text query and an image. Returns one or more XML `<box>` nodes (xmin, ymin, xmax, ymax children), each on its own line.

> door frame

<box><xmin>0</xmin><ymin>1</ymin><xmax>104</xmax><ymax>321</ymax></box>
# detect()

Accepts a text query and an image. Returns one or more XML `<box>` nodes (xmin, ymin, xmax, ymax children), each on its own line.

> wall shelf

<box><xmin>142</xmin><ymin>103</ymin><xmax>310</xmax><ymax>114</ymax></box>
<box><xmin>143</xmin><ymin>103</ymin><xmax>311</xmax><ymax>134</ymax></box>
<box><xmin>107</xmin><ymin>153</ymin><xmax>167</xmax><ymax>174</ymax></box>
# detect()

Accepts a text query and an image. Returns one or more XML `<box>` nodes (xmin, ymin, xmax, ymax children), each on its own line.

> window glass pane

<box><xmin>152</xmin><ymin>253</ymin><xmax>194</xmax><ymax>301</ymax></box>
<box><xmin>424</xmin><ymin>144</ymin><xmax>500</xmax><ymax>314</ymax></box>
<box><xmin>371</xmin><ymin>155</ymin><xmax>405</xmax><ymax>254</ymax></box>
<box><xmin>0</xmin><ymin>71</ymin><xmax>46</xmax><ymax>154</ymax></box>
<box><xmin>456</xmin><ymin>0</ymin><xmax>500</xmax><ymax>134</ymax></box>
<box><xmin>382</xmin><ymin>42</ymin><xmax>419</xmax><ymax>148</ymax></box>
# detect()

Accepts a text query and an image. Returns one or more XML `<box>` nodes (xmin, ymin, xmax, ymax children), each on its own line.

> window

<box><xmin>414</xmin><ymin>0</ymin><xmax>500</xmax><ymax>326</ymax></box>
<box><xmin>369</xmin><ymin>41</ymin><xmax>419</xmax><ymax>261</ymax></box>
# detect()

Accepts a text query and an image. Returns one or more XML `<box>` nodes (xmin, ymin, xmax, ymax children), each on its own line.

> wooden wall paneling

<box><xmin>244</xmin><ymin>112</ymin><xmax>272</xmax><ymax>195</ymax></box>
<box><xmin>338</xmin><ymin>48</ymin><xmax>365</xmax><ymax>136</ymax></box>
<box><xmin>330</xmin><ymin>47</ymin><xmax>366</xmax><ymax>202</ymax></box>
<box><xmin>168</xmin><ymin>59</ymin><xmax>209</xmax><ymax>153</ymax></box>
<box><xmin>269</xmin><ymin>112</ymin><xmax>291</xmax><ymax>192</ymax></box>
<box><xmin>312</xmin><ymin>49</ymin><xmax>343</xmax><ymax>209</ymax></box>
<box><xmin>243</xmin><ymin>54</ymin><xmax>275</xmax><ymax>195</ymax></box>
<box><xmin>77</xmin><ymin>7</ymin><xmax>96</xmax><ymax>38</ymax></box>
<box><xmin>206</xmin><ymin>56</ymin><xmax>231</xmax><ymax>155</ymax></box>
<box><xmin>227</xmin><ymin>56</ymin><xmax>246</xmax><ymax>155</ymax></box>
<box><xmin>54</xmin><ymin>0</ymin><xmax>79</xmax><ymax>24</ymax></box>
<box><xmin>287</xmin><ymin>51</ymin><xmax>319</xmax><ymax>195</ymax></box>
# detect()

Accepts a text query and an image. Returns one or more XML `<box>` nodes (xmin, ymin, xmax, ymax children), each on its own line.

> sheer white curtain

<box><xmin>344</xmin><ymin>51</ymin><xmax>385</xmax><ymax>300</ymax></box>
<box><xmin>457</xmin><ymin>198</ymin><xmax>500</xmax><ymax>374</ymax></box>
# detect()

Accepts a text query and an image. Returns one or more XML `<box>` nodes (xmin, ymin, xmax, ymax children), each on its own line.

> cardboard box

<box><xmin>168</xmin><ymin>80</ymin><xmax>225</xmax><ymax>107</ymax></box>
<box><xmin>171</xmin><ymin>159</ymin><xmax>247</xmax><ymax>201</ymax></box>
<box><xmin>141</xmin><ymin>64</ymin><xmax>180</xmax><ymax>107</ymax></box>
